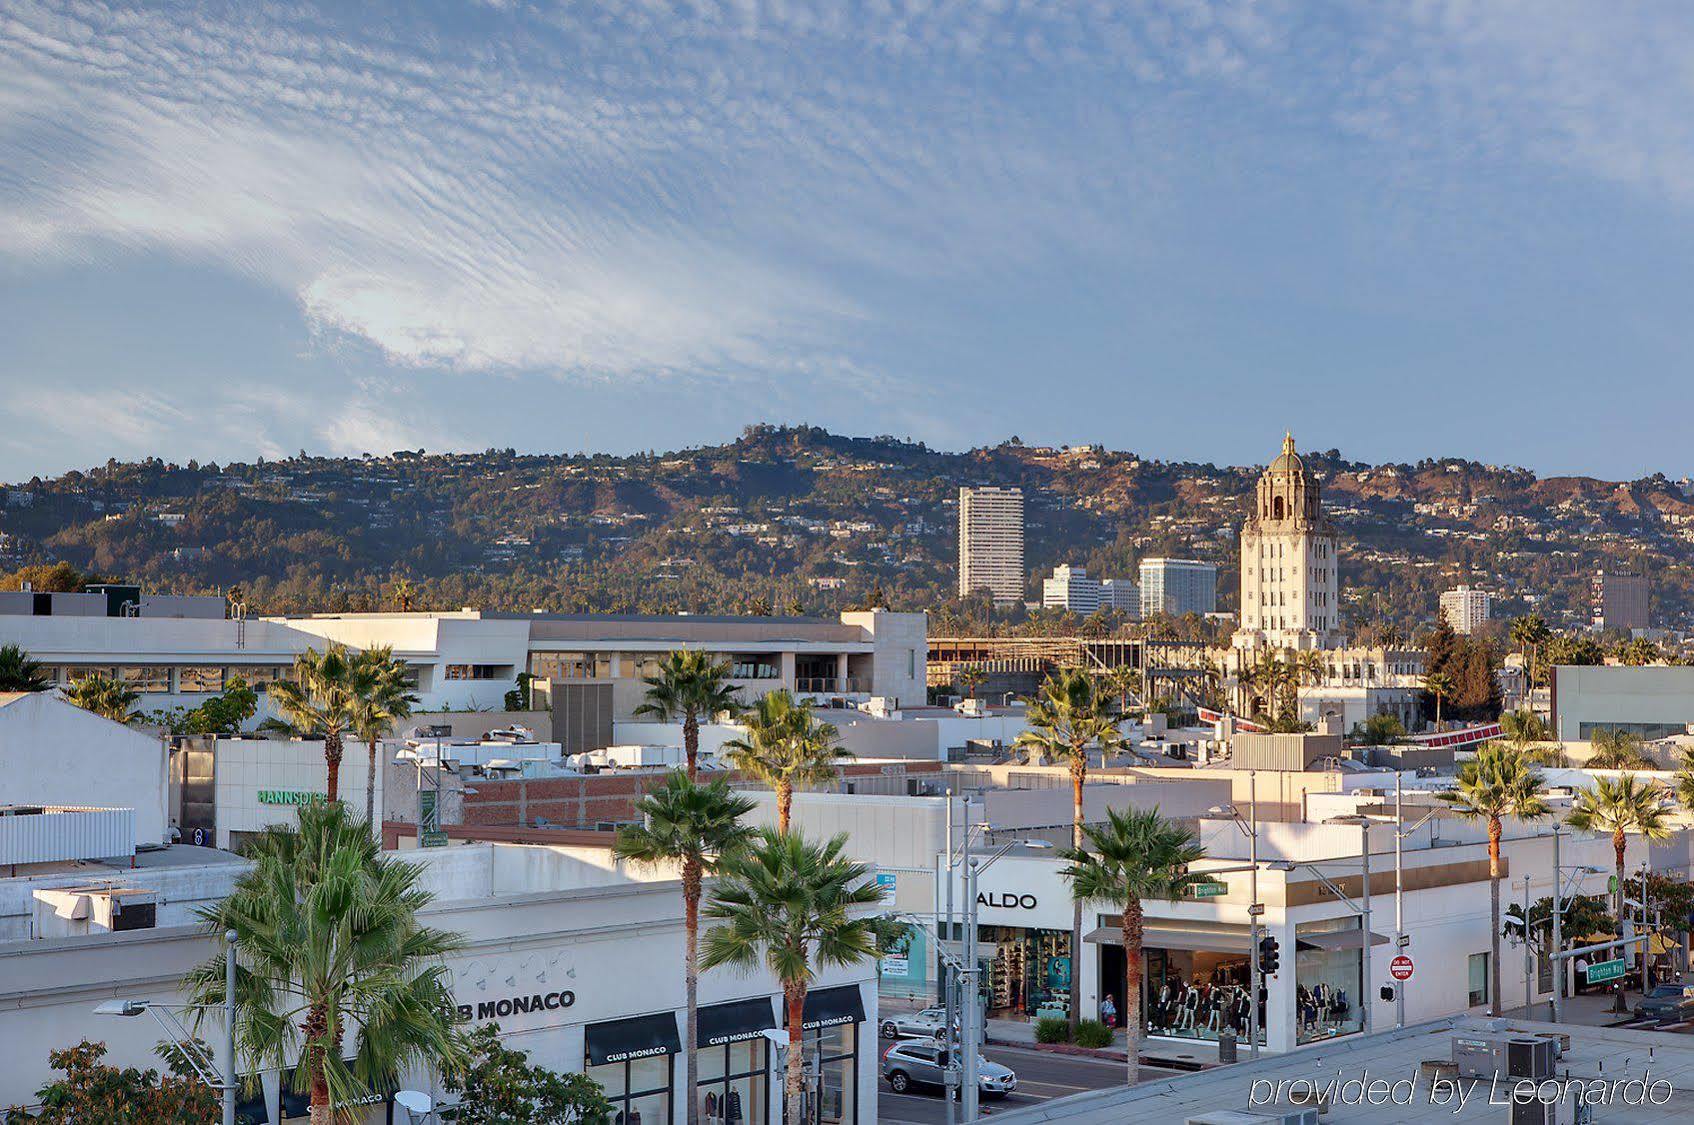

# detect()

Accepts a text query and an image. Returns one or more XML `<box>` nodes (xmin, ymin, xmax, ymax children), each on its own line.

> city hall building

<box><xmin>0</xmin><ymin>842</ymin><xmax>880</xmax><ymax>1124</ymax></box>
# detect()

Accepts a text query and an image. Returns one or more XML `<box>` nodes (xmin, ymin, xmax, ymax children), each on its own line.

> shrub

<box><xmin>1075</xmin><ymin>1019</ymin><xmax>1115</xmax><ymax>1048</ymax></box>
<box><xmin>1034</xmin><ymin>1017</ymin><xmax>1070</xmax><ymax>1044</ymax></box>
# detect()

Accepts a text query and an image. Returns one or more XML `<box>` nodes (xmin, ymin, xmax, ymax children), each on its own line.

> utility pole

<box><xmin>1551</xmin><ymin>827</ymin><xmax>1564</xmax><ymax>1022</ymax></box>
<box><xmin>1360</xmin><ymin>821</ymin><xmax>1372</xmax><ymax>1037</ymax></box>
<box><xmin>1523</xmin><ymin>874</ymin><xmax>1534</xmax><ymax>1015</ymax></box>
<box><xmin>222</xmin><ymin>930</ymin><xmax>237</xmax><ymax>1125</ymax></box>
<box><xmin>943</xmin><ymin>792</ymin><xmax>957</xmax><ymax>1125</ymax></box>
<box><xmin>1247</xmin><ymin>771</ymin><xmax>1261</xmax><ymax>1059</ymax></box>
<box><xmin>1393</xmin><ymin>774</ymin><xmax>1406</xmax><ymax>1030</ymax></box>
<box><xmin>961</xmin><ymin>808</ymin><xmax>980</xmax><ymax>1125</ymax></box>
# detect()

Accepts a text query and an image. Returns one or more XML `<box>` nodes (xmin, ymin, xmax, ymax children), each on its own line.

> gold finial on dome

<box><xmin>1282</xmin><ymin>432</ymin><xmax>1296</xmax><ymax>457</ymax></box>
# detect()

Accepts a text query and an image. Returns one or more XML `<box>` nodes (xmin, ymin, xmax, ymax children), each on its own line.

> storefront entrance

<box><xmin>1087</xmin><ymin>917</ymin><xmax>1261</xmax><ymax>1045</ymax></box>
<box><xmin>799</xmin><ymin>986</ymin><xmax>865</xmax><ymax>1125</ymax></box>
<box><xmin>975</xmin><ymin>925</ymin><xmax>1073</xmax><ymax>1022</ymax></box>
<box><xmin>586</xmin><ymin>1011</ymin><xmax>682</xmax><ymax>1125</ymax></box>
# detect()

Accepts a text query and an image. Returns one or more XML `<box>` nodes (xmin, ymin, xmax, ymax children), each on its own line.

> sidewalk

<box><xmin>983</xmin><ymin>1017</ymin><xmax>1226</xmax><ymax>1068</ymax></box>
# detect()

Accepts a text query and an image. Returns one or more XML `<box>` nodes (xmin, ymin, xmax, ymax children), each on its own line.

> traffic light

<box><xmin>1257</xmin><ymin>935</ymin><xmax>1280</xmax><ymax>976</ymax></box>
<box><xmin>1380</xmin><ymin>984</ymin><xmax>1397</xmax><ymax>1003</ymax></box>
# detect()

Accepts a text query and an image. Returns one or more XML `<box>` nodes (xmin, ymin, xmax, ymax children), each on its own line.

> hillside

<box><xmin>0</xmin><ymin>425</ymin><xmax>1686</xmax><ymax>633</ymax></box>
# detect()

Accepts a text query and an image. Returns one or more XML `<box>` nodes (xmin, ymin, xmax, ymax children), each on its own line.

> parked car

<box><xmin>879</xmin><ymin>1007</ymin><xmax>955</xmax><ymax>1040</ymax></box>
<box><xmin>880</xmin><ymin>1041</ymin><xmax>1016</xmax><ymax>1098</ymax></box>
<box><xmin>1635</xmin><ymin>982</ymin><xmax>1694</xmax><ymax>1021</ymax></box>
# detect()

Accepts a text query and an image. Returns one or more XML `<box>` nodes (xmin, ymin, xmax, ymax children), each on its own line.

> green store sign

<box><xmin>258</xmin><ymin>790</ymin><xmax>326</xmax><ymax>806</ymax></box>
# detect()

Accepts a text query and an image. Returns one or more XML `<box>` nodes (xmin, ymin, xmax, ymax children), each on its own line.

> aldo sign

<box><xmin>978</xmin><ymin>892</ymin><xmax>1038</xmax><ymax>910</ymax></box>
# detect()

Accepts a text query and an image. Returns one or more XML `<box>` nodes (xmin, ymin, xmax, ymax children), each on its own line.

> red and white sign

<box><xmin>1390</xmin><ymin>955</ymin><xmax>1415</xmax><ymax>982</ymax></box>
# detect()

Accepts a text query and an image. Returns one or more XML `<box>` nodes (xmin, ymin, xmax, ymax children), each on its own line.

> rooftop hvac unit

<box><xmin>1508</xmin><ymin>1087</ymin><xmax>1558</xmax><ymax>1125</ymax></box>
<box><xmin>1452</xmin><ymin>1034</ymin><xmax>1554</xmax><ymax>1082</ymax></box>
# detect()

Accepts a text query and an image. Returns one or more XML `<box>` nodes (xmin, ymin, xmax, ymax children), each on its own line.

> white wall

<box><xmin>0</xmin><ymin>693</ymin><xmax>169</xmax><ymax>848</ymax></box>
<box><xmin>212</xmin><ymin>737</ymin><xmax>384</xmax><ymax>847</ymax></box>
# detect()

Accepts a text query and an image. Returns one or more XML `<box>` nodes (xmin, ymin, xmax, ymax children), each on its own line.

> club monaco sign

<box><xmin>455</xmin><ymin>989</ymin><xmax>577</xmax><ymax>1023</ymax></box>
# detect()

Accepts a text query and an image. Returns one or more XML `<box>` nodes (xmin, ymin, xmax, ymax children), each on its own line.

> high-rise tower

<box><xmin>1234</xmin><ymin>434</ymin><xmax>1339</xmax><ymax>651</ymax></box>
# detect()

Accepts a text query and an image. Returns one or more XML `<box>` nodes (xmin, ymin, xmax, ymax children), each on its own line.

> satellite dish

<box><xmin>395</xmin><ymin>1090</ymin><xmax>433</xmax><ymax>1113</ymax></box>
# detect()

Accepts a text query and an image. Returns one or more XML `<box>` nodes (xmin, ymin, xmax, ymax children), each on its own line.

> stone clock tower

<box><xmin>1234</xmin><ymin>433</ymin><xmax>1340</xmax><ymax>652</ymax></box>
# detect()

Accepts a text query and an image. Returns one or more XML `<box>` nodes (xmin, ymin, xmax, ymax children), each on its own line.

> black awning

<box><xmin>802</xmin><ymin>985</ymin><xmax>865</xmax><ymax>1030</ymax></box>
<box><xmin>699</xmin><ymin>997</ymin><xmax>780</xmax><ymax>1047</ymax></box>
<box><xmin>586</xmin><ymin>1011</ymin><xmax>683</xmax><ymax>1066</ymax></box>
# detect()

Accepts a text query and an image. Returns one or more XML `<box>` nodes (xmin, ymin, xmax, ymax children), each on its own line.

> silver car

<box><xmin>880</xmin><ymin>1041</ymin><xmax>1017</xmax><ymax>1098</ymax></box>
<box><xmin>878</xmin><ymin>1006</ymin><xmax>955</xmax><ymax>1041</ymax></box>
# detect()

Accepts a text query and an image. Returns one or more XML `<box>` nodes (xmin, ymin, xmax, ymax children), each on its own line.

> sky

<box><xmin>4</xmin><ymin>1</ymin><xmax>1694</xmax><ymax>482</ymax></box>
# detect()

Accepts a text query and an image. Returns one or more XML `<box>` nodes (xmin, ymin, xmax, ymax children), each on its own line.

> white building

<box><xmin>958</xmin><ymin>487</ymin><xmax>1025</xmax><ymax>605</ymax></box>
<box><xmin>1138</xmin><ymin>558</ymin><xmax>1217</xmax><ymax>619</ymax></box>
<box><xmin>1234</xmin><ymin>434</ymin><xmax>1339</xmax><ymax>651</ymax></box>
<box><xmin>0</xmin><ymin>841</ymin><xmax>881</xmax><ymax>1124</ymax></box>
<box><xmin>1098</xmin><ymin>578</ymin><xmax>1139</xmax><ymax>617</ymax></box>
<box><xmin>1439</xmin><ymin>586</ymin><xmax>1491</xmax><ymax>634</ymax></box>
<box><xmin>1041</xmin><ymin>565</ymin><xmax>1099</xmax><ymax>614</ymax></box>
<box><xmin>0</xmin><ymin>692</ymin><xmax>169</xmax><ymax>851</ymax></box>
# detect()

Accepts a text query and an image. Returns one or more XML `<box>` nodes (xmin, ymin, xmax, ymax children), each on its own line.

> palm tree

<box><xmin>616</xmin><ymin>772</ymin><xmax>757</xmax><ymax>1125</ymax></box>
<box><xmin>1104</xmin><ymin>665</ymin><xmax>1141</xmax><ymax>715</ymax></box>
<box><xmin>1422</xmin><ymin>670</ymin><xmax>1455</xmax><ymax>729</ymax></box>
<box><xmin>1013</xmin><ymin>668</ymin><xmax>1124</xmax><ymax>1032</ymax></box>
<box><xmin>0</xmin><ymin>643</ymin><xmax>49</xmax><ymax>692</ymax></box>
<box><xmin>1568</xmin><ymin>774</ymin><xmax>1673</xmax><ymax>1012</ymax></box>
<box><xmin>722</xmin><ymin>690</ymin><xmax>851</xmax><ymax>832</ymax></box>
<box><xmin>1510</xmin><ymin>614</ymin><xmax>1550</xmax><ymax>687</ymax></box>
<box><xmin>701</xmin><ymin>830</ymin><xmax>882</xmax><ymax>1125</ymax></box>
<box><xmin>1061</xmin><ymin>807</ymin><xmax>1205</xmax><ymax>1086</ymax></box>
<box><xmin>184</xmin><ymin>802</ymin><xmax>464</xmax><ymax>1124</ymax></box>
<box><xmin>1439</xmin><ymin>744</ymin><xmax>1549</xmax><ymax>1015</ymax></box>
<box><xmin>267</xmin><ymin>645</ymin><xmax>360</xmax><ymax>802</ymax></box>
<box><xmin>635</xmin><ymin>650</ymin><xmax>744</xmax><ymax>780</ymax></box>
<box><xmin>956</xmin><ymin>666</ymin><xmax>988</xmax><ymax>702</ymax></box>
<box><xmin>64</xmin><ymin>672</ymin><xmax>140</xmax><ymax>723</ymax></box>
<box><xmin>1500</xmin><ymin>708</ymin><xmax>1559</xmax><ymax>764</ymax></box>
<box><xmin>387</xmin><ymin>576</ymin><xmax>418</xmax><ymax>612</ymax></box>
<box><xmin>1587</xmin><ymin>728</ymin><xmax>1653</xmax><ymax>770</ymax></box>
<box><xmin>349</xmin><ymin>646</ymin><xmax>418</xmax><ymax>826</ymax></box>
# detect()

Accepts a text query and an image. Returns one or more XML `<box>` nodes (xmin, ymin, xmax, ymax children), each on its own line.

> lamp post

<box><xmin>96</xmin><ymin>930</ymin><xmax>239</xmax><ymax>1125</ymax></box>
<box><xmin>1324</xmin><ymin>816</ymin><xmax>1373</xmax><ymax>1037</ymax></box>
<box><xmin>1207</xmin><ymin>772</ymin><xmax>1263</xmax><ymax>1060</ymax></box>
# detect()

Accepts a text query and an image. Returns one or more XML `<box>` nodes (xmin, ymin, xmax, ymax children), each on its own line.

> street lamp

<box><xmin>1325</xmin><ymin>816</ymin><xmax>1374</xmax><ymax>1036</ymax></box>
<box><xmin>95</xmin><ymin>930</ymin><xmax>238</xmax><ymax>1125</ymax></box>
<box><xmin>1206</xmin><ymin>769</ymin><xmax>1264</xmax><ymax>1060</ymax></box>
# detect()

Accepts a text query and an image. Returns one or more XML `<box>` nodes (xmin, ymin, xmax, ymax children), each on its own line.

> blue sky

<box><xmin>4</xmin><ymin>1</ymin><xmax>1694</xmax><ymax>481</ymax></box>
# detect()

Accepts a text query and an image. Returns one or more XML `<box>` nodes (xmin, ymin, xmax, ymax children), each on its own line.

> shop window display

<box><xmin>1295</xmin><ymin>918</ymin><xmax>1364</xmax><ymax>1043</ymax></box>
<box><xmin>976</xmin><ymin>926</ymin><xmax>1072</xmax><ymax>1021</ymax></box>
<box><xmin>800</xmin><ymin>1023</ymin><xmax>857</xmax><ymax>1125</ymax></box>
<box><xmin>697</xmin><ymin>1040</ymin><xmax>766</xmax><ymax>1125</ymax></box>
<box><xmin>1143</xmin><ymin>948</ymin><xmax>1263</xmax><ymax>1044</ymax></box>
<box><xmin>588</xmin><ymin>1053</ymin><xmax>673</xmax><ymax>1125</ymax></box>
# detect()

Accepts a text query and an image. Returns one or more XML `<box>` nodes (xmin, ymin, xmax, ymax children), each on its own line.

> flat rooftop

<box><xmin>988</xmin><ymin>1015</ymin><xmax>1694</xmax><ymax>1123</ymax></box>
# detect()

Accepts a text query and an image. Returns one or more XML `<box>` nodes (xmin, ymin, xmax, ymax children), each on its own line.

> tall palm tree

<box><xmin>701</xmin><ymin>830</ymin><xmax>882</xmax><ymax>1125</ymax></box>
<box><xmin>1061</xmin><ymin>807</ymin><xmax>1205</xmax><ymax>1086</ymax></box>
<box><xmin>635</xmin><ymin>650</ymin><xmax>744</xmax><ymax>780</ymax></box>
<box><xmin>1439</xmin><ymin>744</ymin><xmax>1549</xmax><ymax>1016</ymax></box>
<box><xmin>64</xmin><ymin>672</ymin><xmax>140</xmax><ymax>723</ymax></box>
<box><xmin>1013</xmin><ymin>668</ymin><xmax>1124</xmax><ymax>1032</ymax></box>
<box><xmin>956</xmin><ymin>666</ymin><xmax>988</xmax><ymax>702</ymax></box>
<box><xmin>616</xmin><ymin>772</ymin><xmax>757</xmax><ymax>1125</ymax></box>
<box><xmin>267</xmin><ymin>645</ymin><xmax>360</xmax><ymax>802</ymax></box>
<box><xmin>1567</xmin><ymin>774</ymin><xmax>1673</xmax><ymax>1012</ymax></box>
<box><xmin>1587</xmin><ymin>728</ymin><xmax>1653</xmax><ymax>770</ymax></box>
<box><xmin>1422</xmin><ymin>670</ymin><xmax>1455</xmax><ymax>730</ymax></box>
<box><xmin>0</xmin><ymin>643</ymin><xmax>49</xmax><ymax>692</ymax></box>
<box><xmin>349</xmin><ymin>646</ymin><xmax>419</xmax><ymax>826</ymax></box>
<box><xmin>184</xmin><ymin>802</ymin><xmax>464</xmax><ymax>1125</ymax></box>
<box><xmin>1500</xmin><ymin>708</ymin><xmax>1559</xmax><ymax>764</ymax></box>
<box><xmin>722</xmin><ymin>690</ymin><xmax>851</xmax><ymax>833</ymax></box>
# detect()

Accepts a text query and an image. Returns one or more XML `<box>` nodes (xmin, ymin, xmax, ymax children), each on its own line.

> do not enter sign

<box><xmin>1390</xmin><ymin>955</ymin><xmax>1414</xmax><ymax>982</ymax></box>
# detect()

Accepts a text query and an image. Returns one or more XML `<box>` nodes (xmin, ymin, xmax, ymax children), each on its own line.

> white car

<box><xmin>879</xmin><ymin>1007</ymin><xmax>956</xmax><ymax>1041</ymax></box>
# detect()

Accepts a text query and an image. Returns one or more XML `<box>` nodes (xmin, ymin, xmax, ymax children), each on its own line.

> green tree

<box><xmin>4</xmin><ymin>1040</ymin><xmax>217</xmax><ymax>1124</ymax></box>
<box><xmin>615</xmin><ymin>773</ymin><xmax>756</xmax><ymax>1125</ymax></box>
<box><xmin>1352</xmin><ymin>712</ymin><xmax>1407</xmax><ymax>746</ymax></box>
<box><xmin>1013</xmin><ymin>668</ymin><xmax>1124</xmax><ymax>1032</ymax></box>
<box><xmin>443</xmin><ymin>1024</ymin><xmax>611</xmax><ymax>1125</ymax></box>
<box><xmin>1439</xmin><ymin>744</ymin><xmax>1549</xmax><ymax>1016</ymax></box>
<box><xmin>0</xmin><ymin>643</ymin><xmax>49</xmax><ymax>692</ymax></box>
<box><xmin>722</xmin><ymin>690</ymin><xmax>851</xmax><ymax>833</ymax></box>
<box><xmin>701</xmin><ymin>831</ymin><xmax>882</xmax><ymax>1125</ymax></box>
<box><xmin>183</xmin><ymin>802</ymin><xmax>465</xmax><ymax>1124</ymax></box>
<box><xmin>1502</xmin><ymin>894</ymin><xmax>1614</xmax><ymax>971</ymax></box>
<box><xmin>1567</xmin><ymin>774</ymin><xmax>1673</xmax><ymax>1012</ymax></box>
<box><xmin>65</xmin><ymin>673</ymin><xmax>140</xmax><ymax>724</ymax></box>
<box><xmin>956</xmin><ymin>666</ymin><xmax>988</xmax><ymax>702</ymax></box>
<box><xmin>1060</xmin><ymin>808</ymin><xmax>1205</xmax><ymax>1086</ymax></box>
<box><xmin>349</xmin><ymin>646</ymin><xmax>418</xmax><ymax>826</ymax></box>
<box><xmin>635</xmin><ymin>651</ymin><xmax>744</xmax><ymax>781</ymax></box>
<box><xmin>266</xmin><ymin>645</ymin><xmax>361</xmax><ymax>802</ymax></box>
<box><xmin>1587</xmin><ymin>728</ymin><xmax>1653</xmax><ymax>770</ymax></box>
<box><xmin>189</xmin><ymin>675</ymin><xmax>261</xmax><ymax>734</ymax></box>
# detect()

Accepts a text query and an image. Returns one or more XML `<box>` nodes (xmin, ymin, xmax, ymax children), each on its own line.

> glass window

<box><xmin>115</xmin><ymin>666</ymin><xmax>171</xmax><ymax>693</ymax></box>
<box><xmin>230</xmin><ymin>665</ymin><xmax>287</xmax><ymax>686</ymax></box>
<box><xmin>730</xmin><ymin>654</ymin><xmax>780</xmax><ymax>680</ymax></box>
<box><xmin>695</xmin><ymin>1039</ymin><xmax>767</xmax><ymax>1125</ymax></box>
<box><xmin>588</xmin><ymin>1054</ymin><xmax>673</xmax><ymax>1125</ymax></box>
<box><xmin>178</xmin><ymin>666</ymin><xmax>224</xmax><ymax>693</ymax></box>
<box><xmin>801</xmin><ymin>1022</ymin><xmax>857</xmax><ymax>1125</ymax></box>
<box><xmin>531</xmin><ymin>652</ymin><xmax>596</xmax><ymax>679</ymax></box>
<box><xmin>1295</xmin><ymin>918</ymin><xmax>1364</xmax><ymax>1044</ymax></box>
<box><xmin>1469</xmin><ymin>953</ymin><xmax>1490</xmax><ymax>1008</ymax></box>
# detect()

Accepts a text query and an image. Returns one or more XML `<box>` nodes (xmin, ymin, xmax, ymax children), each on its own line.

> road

<box><xmin>876</xmin><ymin>1043</ymin><xmax>1184</xmax><ymax>1124</ymax></box>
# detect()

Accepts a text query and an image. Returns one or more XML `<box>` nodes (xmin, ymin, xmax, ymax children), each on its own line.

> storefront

<box><xmin>801</xmin><ymin>985</ymin><xmax>866</xmax><ymax>1125</ymax></box>
<box><xmin>976</xmin><ymin>925</ymin><xmax>1074</xmax><ymax>1021</ymax></box>
<box><xmin>1087</xmin><ymin>917</ymin><xmax>1262</xmax><ymax>1046</ymax></box>
<box><xmin>1293</xmin><ymin>917</ymin><xmax>1374</xmax><ymax>1044</ymax></box>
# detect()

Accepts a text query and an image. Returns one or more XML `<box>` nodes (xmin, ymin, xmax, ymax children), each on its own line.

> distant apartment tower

<box><xmin>1439</xmin><ymin>586</ymin><xmax>1491</xmax><ymax>634</ymax></box>
<box><xmin>958</xmin><ymin>486</ymin><xmax>1025</xmax><ymax>605</ymax></box>
<box><xmin>1592</xmin><ymin>570</ymin><xmax>1649</xmax><ymax>633</ymax></box>
<box><xmin>1040</xmin><ymin>565</ymin><xmax>1141</xmax><ymax>618</ymax></box>
<box><xmin>1139</xmin><ymin>557</ymin><xmax>1217</xmax><ymax>618</ymax></box>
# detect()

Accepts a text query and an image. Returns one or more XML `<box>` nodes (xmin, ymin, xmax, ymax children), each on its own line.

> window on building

<box><xmin>229</xmin><ymin>665</ymin><xmax>288</xmax><ymax>686</ymax></box>
<box><xmin>730</xmin><ymin>655</ymin><xmax>780</xmax><ymax>680</ymax></box>
<box><xmin>115</xmin><ymin>666</ymin><xmax>171</xmax><ymax>693</ymax></box>
<box><xmin>1468</xmin><ymin>953</ymin><xmax>1490</xmax><ymax>1008</ymax></box>
<box><xmin>530</xmin><ymin>652</ymin><xmax>601</xmax><ymax>680</ymax></box>
<box><xmin>802</xmin><ymin>1023</ymin><xmax>857</xmax><ymax>1125</ymax></box>
<box><xmin>444</xmin><ymin>664</ymin><xmax>505</xmax><ymax>681</ymax></box>
<box><xmin>588</xmin><ymin>1054</ymin><xmax>672</xmax><ymax>1125</ymax></box>
<box><xmin>178</xmin><ymin>666</ymin><xmax>225</xmax><ymax>693</ymax></box>
<box><xmin>696</xmin><ymin>1039</ymin><xmax>767</xmax><ymax>1125</ymax></box>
